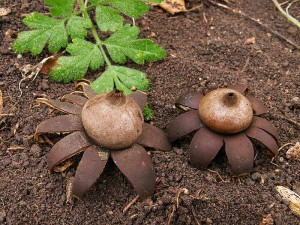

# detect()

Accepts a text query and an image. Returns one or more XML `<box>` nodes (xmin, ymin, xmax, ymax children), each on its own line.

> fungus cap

<box><xmin>198</xmin><ymin>88</ymin><xmax>253</xmax><ymax>134</ymax></box>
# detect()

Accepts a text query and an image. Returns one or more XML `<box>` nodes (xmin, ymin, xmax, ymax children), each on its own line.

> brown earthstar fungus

<box><xmin>35</xmin><ymin>82</ymin><xmax>172</xmax><ymax>199</ymax></box>
<box><xmin>167</xmin><ymin>85</ymin><xmax>279</xmax><ymax>175</ymax></box>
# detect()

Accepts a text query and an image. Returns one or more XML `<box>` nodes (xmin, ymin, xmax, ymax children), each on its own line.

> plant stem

<box><xmin>272</xmin><ymin>0</ymin><xmax>300</xmax><ymax>29</ymax></box>
<box><xmin>77</xmin><ymin>0</ymin><xmax>112</xmax><ymax>66</ymax></box>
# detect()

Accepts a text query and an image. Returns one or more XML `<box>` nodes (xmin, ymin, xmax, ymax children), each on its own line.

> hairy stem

<box><xmin>272</xmin><ymin>0</ymin><xmax>300</xmax><ymax>29</ymax></box>
<box><xmin>77</xmin><ymin>0</ymin><xmax>112</xmax><ymax>66</ymax></box>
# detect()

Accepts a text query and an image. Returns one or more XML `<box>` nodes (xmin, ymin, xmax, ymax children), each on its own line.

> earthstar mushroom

<box><xmin>35</xmin><ymin>82</ymin><xmax>172</xmax><ymax>199</ymax></box>
<box><xmin>167</xmin><ymin>84</ymin><xmax>279</xmax><ymax>175</ymax></box>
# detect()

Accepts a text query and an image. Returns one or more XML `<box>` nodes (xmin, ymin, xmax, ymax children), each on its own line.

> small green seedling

<box><xmin>13</xmin><ymin>0</ymin><xmax>166</xmax><ymax>95</ymax></box>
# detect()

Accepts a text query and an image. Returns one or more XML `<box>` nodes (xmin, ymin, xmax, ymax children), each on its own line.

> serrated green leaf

<box><xmin>13</xmin><ymin>13</ymin><xmax>67</xmax><ymax>54</ymax></box>
<box><xmin>96</xmin><ymin>6</ymin><xmax>123</xmax><ymax>32</ymax></box>
<box><xmin>44</xmin><ymin>0</ymin><xmax>75</xmax><ymax>17</ymax></box>
<box><xmin>106</xmin><ymin>0</ymin><xmax>149</xmax><ymax>18</ymax></box>
<box><xmin>90</xmin><ymin>66</ymin><xmax>150</xmax><ymax>94</ymax></box>
<box><xmin>112</xmin><ymin>66</ymin><xmax>150</xmax><ymax>91</ymax></box>
<box><xmin>90</xmin><ymin>70</ymin><xmax>115</xmax><ymax>93</ymax></box>
<box><xmin>66</xmin><ymin>15</ymin><xmax>92</xmax><ymax>39</ymax></box>
<box><xmin>50</xmin><ymin>39</ymin><xmax>104</xmax><ymax>82</ymax></box>
<box><xmin>104</xmin><ymin>24</ymin><xmax>166</xmax><ymax>64</ymax></box>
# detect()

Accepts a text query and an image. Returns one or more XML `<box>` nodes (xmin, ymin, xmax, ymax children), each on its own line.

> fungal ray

<box><xmin>111</xmin><ymin>144</ymin><xmax>156</xmax><ymax>199</ymax></box>
<box><xmin>137</xmin><ymin>123</ymin><xmax>172</xmax><ymax>151</ymax></box>
<box><xmin>72</xmin><ymin>146</ymin><xmax>108</xmax><ymax>198</ymax></box>
<box><xmin>47</xmin><ymin>131</ymin><xmax>91</xmax><ymax>171</ymax></box>
<box><xmin>128</xmin><ymin>90</ymin><xmax>148</xmax><ymax>111</ymax></box>
<box><xmin>189</xmin><ymin>128</ymin><xmax>224</xmax><ymax>168</ymax></box>
<box><xmin>37</xmin><ymin>98</ymin><xmax>82</xmax><ymax>114</ymax></box>
<box><xmin>167</xmin><ymin>110</ymin><xmax>204</xmax><ymax>142</ymax></box>
<box><xmin>175</xmin><ymin>91</ymin><xmax>204</xmax><ymax>110</ymax></box>
<box><xmin>245</xmin><ymin>126</ymin><xmax>279</xmax><ymax>154</ymax></box>
<box><xmin>61</xmin><ymin>94</ymin><xmax>88</xmax><ymax>106</ymax></box>
<box><xmin>246</xmin><ymin>95</ymin><xmax>268</xmax><ymax>115</ymax></box>
<box><xmin>224</xmin><ymin>133</ymin><xmax>254</xmax><ymax>175</ymax></box>
<box><xmin>35</xmin><ymin>115</ymin><xmax>83</xmax><ymax>141</ymax></box>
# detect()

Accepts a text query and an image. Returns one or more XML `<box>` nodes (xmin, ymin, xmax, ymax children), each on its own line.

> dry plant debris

<box><xmin>276</xmin><ymin>186</ymin><xmax>300</xmax><ymax>218</ymax></box>
<box><xmin>152</xmin><ymin>0</ymin><xmax>187</xmax><ymax>14</ymax></box>
<box><xmin>167</xmin><ymin>85</ymin><xmax>279</xmax><ymax>175</ymax></box>
<box><xmin>35</xmin><ymin>82</ymin><xmax>172</xmax><ymax>199</ymax></box>
<box><xmin>286</xmin><ymin>142</ymin><xmax>300</xmax><ymax>161</ymax></box>
<box><xmin>259</xmin><ymin>214</ymin><xmax>274</xmax><ymax>225</ymax></box>
<box><xmin>0</xmin><ymin>8</ymin><xmax>11</xmax><ymax>17</ymax></box>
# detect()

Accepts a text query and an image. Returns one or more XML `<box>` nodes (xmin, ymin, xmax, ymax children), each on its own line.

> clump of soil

<box><xmin>0</xmin><ymin>0</ymin><xmax>299</xmax><ymax>224</ymax></box>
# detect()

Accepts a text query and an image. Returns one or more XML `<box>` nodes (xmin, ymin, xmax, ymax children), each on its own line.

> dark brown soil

<box><xmin>1</xmin><ymin>0</ymin><xmax>300</xmax><ymax>224</ymax></box>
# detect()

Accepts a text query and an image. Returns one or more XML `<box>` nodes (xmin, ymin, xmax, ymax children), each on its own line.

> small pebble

<box><xmin>3</xmin><ymin>158</ymin><xmax>11</xmax><ymax>167</ymax></box>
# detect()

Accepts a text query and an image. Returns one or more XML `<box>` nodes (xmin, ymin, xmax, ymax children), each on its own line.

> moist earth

<box><xmin>0</xmin><ymin>0</ymin><xmax>300</xmax><ymax>224</ymax></box>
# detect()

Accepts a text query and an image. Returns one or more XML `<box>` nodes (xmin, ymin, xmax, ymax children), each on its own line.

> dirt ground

<box><xmin>1</xmin><ymin>0</ymin><xmax>300</xmax><ymax>224</ymax></box>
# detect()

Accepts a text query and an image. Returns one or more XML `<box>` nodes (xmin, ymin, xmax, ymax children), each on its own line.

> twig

<box><xmin>208</xmin><ymin>0</ymin><xmax>300</xmax><ymax>49</ymax></box>
<box><xmin>123</xmin><ymin>195</ymin><xmax>139</xmax><ymax>213</ymax></box>
<box><xmin>167</xmin><ymin>205</ymin><xmax>176</xmax><ymax>225</ymax></box>
<box><xmin>207</xmin><ymin>168</ymin><xmax>229</xmax><ymax>182</ymax></box>
<box><xmin>271</xmin><ymin>142</ymin><xmax>294</xmax><ymax>162</ymax></box>
<box><xmin>276</xmin><ymin>114</ymin><xmax>300</xmax><ymax>127</ymax></box>
<box><xmin>272</xmin><ymin>0</ymin><xmax>300</xmax><ymax>28</ymax></box>
<box><xmin>0</xmin><ymin>113</ymin><xmax>14</xmax><ymax>116</ymax></box>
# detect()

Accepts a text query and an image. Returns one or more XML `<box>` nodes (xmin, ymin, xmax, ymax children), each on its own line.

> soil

<box><xmin>1</xmin><ymin>0</ymin><xmax>300</xmax><ymax>224</ymax></box>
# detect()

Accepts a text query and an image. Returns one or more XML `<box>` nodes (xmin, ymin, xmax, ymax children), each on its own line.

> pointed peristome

<box><xmin>246</xmin><ymin>126</ymin><xmax>279</xmax><ymax>155</ymax></box>
<box><xmin>175</xmin><ymin>91</ymin><xmax>204</xmax><ymax>110</ymax></box>
<box><xmin>37</xmin><ymin>98</ymin><xmax>82</xmax><ymax>114</ymax></box>
<box><xmin>111</xmin><ymin>144</ymin><xmax>156</xmax><ymax>199</ymax></box>
<box><xmin>246</xmin><ymin>95</ymin><xmax>268</xmax><ymax>115</ymax></box>
<box><xmin>61</xmin><ymin>94</ymin><xmax>88</xmax><ymax>107</ymax></box>
<box><xmin>72</xmin><ymin>146</ymin><xmax>109</xmax><ymax>198</ymax></box>
<box><xmin>167</xmin><ymin>110</ymin><xmax>204</xmax><ymax>142</ymax></box>
<box><xmin>128</xmin><ymin>91</ymin><xmax>148</xmax><ymax>111</ymax></box>
<box><xmin>47</xmin><ymin>131</ymin><xmax>91</xmax><ymax>171</ymax></box>
<box><xmin>224</xmin><ymin>133</ymin><xmax>254</xmax><ymax>175</ymax></box>
<box><xmin>35</xmin><ymin>115</ymin><xmax>83</xmax><ymax>142</ymax></box>
<box><xmin>189</xmin><ymin>128</ymin><xmax>224</xmax><ymax>168</ymax></box>
<box><xmin>137</xmin><ymin>123</ymin><xmax>172</xmax><ymax>151</ymax></box>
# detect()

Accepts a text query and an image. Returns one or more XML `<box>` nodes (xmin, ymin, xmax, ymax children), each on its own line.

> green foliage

<box><xmin>13</xmin><ymin>0</ymin><xmax>165</xmax><ymax>96</ymax></box>
<box><xmin>143</xmin><ymin>103</ymin><xmax>153</xmax><ymax>121</ymax></box>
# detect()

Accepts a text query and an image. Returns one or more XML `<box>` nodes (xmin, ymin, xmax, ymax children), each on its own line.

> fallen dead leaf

<box><xmin>286</xmin><ymin>142</ymin><xmax>300</xmax><ymax>161</ymax></box>
<box><xmin>276</xmin><ymin>186</ymin><xmax>300</xmax><ymax>218</ymax></box>
<box><xmin>0</xmin><ymin>7</ymin><xmax>11</xmax><ymax>16</ymax></box>
<box><xmin>0</xmin><ymin>89</ymin><xmax>3</xmax><ymax>114</ymax></box>
<box><xmin>152</xmin><ymin>0</ymin><xmax>187</xmax><ymax>15</ymax></box>
<box><xmin>40</xmin><ymin>54</ymin><xmax>59</xmax><ymax>75</ymax></box>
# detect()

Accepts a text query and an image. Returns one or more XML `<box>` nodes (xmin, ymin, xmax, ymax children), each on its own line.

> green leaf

<box><xmin>66</xmin><ymin>15</ymin><xmax>92</xmax><ymax>39</ymax></box>
<box><xmin>90</xmin><ymin>66</ymin><xmax>150</xmax><ymax>93</ymax></box>
<box><xmin>96</xmin><ymin>6</ymin><xmax>123</xmax><ymax>32</ymax></box>
<box><xmin>143</xmin><ymin>103</ymin><xmax>153</xmax><ymax>121</ymax></box>
<box><xmin>44</xmin><ymin>0</ymin><xmax>75</xmax><ymax>17</ymax></box>
<box><xmin>112</xmin><ymin>66</ymin><xmax>150</xmax><ymax>91</ymax></box>
<box><xmin>106</xmin><ymin>0</ymin><xmax>149</xmax><ymax>18</ymax></box>
<box><xmin>50</xmin><ymin>39</ymin><xmax>104</xmax><ymax>82</ymax></box>
<box><xmin>90</xmin><ymin>70</ymin><xmax>115</xmax><ymax>93</ymax></box>
<box><xmin>104</xmin><ymin>24</ymin><xmax>166</xmax><ymax>64</ymax></box>
<box><xmin>13</xmin><ymin>13</ymin><xmax>67</xmax><ymax>54</ymax></box>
